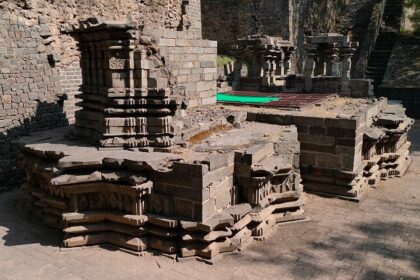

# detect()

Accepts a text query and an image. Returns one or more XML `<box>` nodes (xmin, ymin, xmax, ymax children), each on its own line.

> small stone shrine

<box><xmin>231</xmin><ymin>34</ymin><xmax>295</xmax><ymax>92</ymax></box>
<box><xmin>302</xmin><ymin>33</ymin><xmax>370</xmax><ymax>97</ymax></box>
<box><xmin>69</xmin><ymin>20</ymin><xmax>186</xmax><ymax>148</ymax></box>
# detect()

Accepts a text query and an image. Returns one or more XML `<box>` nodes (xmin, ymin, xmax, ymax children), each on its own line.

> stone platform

<box><xmin>18</xmin><ymin>122</ymin><xmax>306</xmax><ymax>260</ymax></box>
<box><xmin>219</xmin><ymin>97</ymin><xmax>413</xmax><ymax>201</ymax></box>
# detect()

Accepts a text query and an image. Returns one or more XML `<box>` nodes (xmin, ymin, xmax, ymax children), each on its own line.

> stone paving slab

<box><xmin>1</xmin><ymin>123</ymin><xmax>419</xmax><ymax>280</ymax></box>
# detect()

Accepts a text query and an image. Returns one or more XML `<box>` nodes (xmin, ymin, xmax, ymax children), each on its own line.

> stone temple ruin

<box><xmin>16</xmin><ymin>12</ymin><xmax>413</xmax><ymax>262</ymax></box>
<box><xmin>302</xmin><ymin>33</ymin><xmax>360</xmax><ymax>96</ymax></box>
<box><xmin>18</xmin><ymin>19</ymin><xmax>306</xmax><ymax>260</ymax></box>
<box><xmin>231</xmin><ymin>34</ymin><xmax>295</xmax><ymax>92</ymax></box>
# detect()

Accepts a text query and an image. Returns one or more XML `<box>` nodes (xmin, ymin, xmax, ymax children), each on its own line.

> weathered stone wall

<box><xmin>381</xmin><ymin>40</ymin><xmax>420</xmax><ymax>89</ymax></box>
<box><xmin>156</xmin><ymin>30</ymin><xmax>218</xmax><ymax>107</ymax></box>
<box><xmin>202</xmin><ymin>0</ymin><xmax>291</xmax><ymax>53</ymax></box>
<box><xmin>59</xmin><ymin>63</ymin><xmax>82</xmax><ymax>124</ymax></box>
<box><xmin>187</xmin><ymin>0</ymin><xmax>203</xmax><ymax>37</ymax></box>
<box><xmin>0</xmin><ymin>12</ymin><xmax>68</xmax><ymax>191</ymax></box>
<box><xmin>295</xmin><ymin>0</ymin><xmax>386</xmax><ymax>76</ymax></box>
<box><xmin>202</xmin><ymin>0</ymin><xmax>386</xmax><ymax>76</ymax></box>
<box><xmin>378</xmin><ymin>38</ymin><xmax>420</xmax><ymax>118</ymax></box>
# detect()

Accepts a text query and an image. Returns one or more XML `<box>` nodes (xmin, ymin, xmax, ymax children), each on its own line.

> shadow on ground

<box><xmin>0</xmin><ymin>101</ymin><xmax>69</xmax><ymax>194</ymax></box>
<box><xmin>409</xmin><ymin>121</ymin><xmax>420</xmax><ymax>152</ymax></box>
<box><xmin>0</xmin><ymin>100</ymin><xmax>68</xmax><ymax>247</ymax></box>
<box><xmin>229</xmin><ymin>216</ymin><xmax>420</xmax><ymax>279</ymax></box>
<box><xmin>0</xmin><ymin>189</ymin><xmax>62</xmax><ymax>248</ymax></box>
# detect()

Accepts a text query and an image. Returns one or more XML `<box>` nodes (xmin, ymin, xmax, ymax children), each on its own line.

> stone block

<box><xmin>296</xmin><ymin>124</ymin><xmax>309</xmax><ymax>133</ymax></box>
<box><xmin>177</xmin><ymin>75</ymin><xmax>189</xmax><ymax>83</ymax></box>
<box><xmin>203</xmin><ymin>68</ymin><xmax>217</xmax><ymax>74</ymax></box>
<box><xmin>181</xmin><ymin>61</ymin><xmax>194</xmax><ymax>69</ymax></box>
<box><xmin>199</xmin><ymin>54</ymin><xmax>216</xmax><ymax>63</ymax></box>
<box><xmin>335</xmin><ymin>145</ymin><xmax>355</xmax><ymax>157</ymax></box>
<box><xmin>178</xmin><ymin>68</ymin><xmax>191</xmax><ymax>75</ymax></box>
<box><xmin>301</xmin><ymin>143</ymin><xmax>335</xmax><ymax>154</ymax></box>
<box><xmin>201</xmin><ymin>61</ymin><xmax>215</xmax><ymax>68</ymax></box>
<box><xmin>188</xmin><ymin>98</ymin><xmax>199</xmax><ymax>108</ymax></box>
<box><xmin>176</xmin><ymin>39</ymin><xmax>191</xmax><ymax>47</ymax></box>
<box><xmin>325</xmin><ymin>118</ymin><xmax>358</xmax><ymax>129</ymax></box>
<box><xmin>201</xmin><ymin>96</ymin><xmax>216</xmax><ymax>106</ymax></box>
<box><xmin>159</xmin><ymin>183</ymin><xmax>210</xmax><ymax>202</ymax></box>
<box><xmin>299</xmin><ymin>134</ymin><xmax>335</xmax><ymax>146</ymax></box>
<box><xmin>326</xmin><ymin>127</ymin><xmax>356</xmax><ymax>138</ymax></box>
<box><xmin>203</xmin><ymin>48</ymin><xmax>217</xmax><ymax>54</ymax></box>
<box><xmin>163</xmin><ymin>29</ymin><xmax>178</xmax><ymax>39</ymax></box>
<box><xmin>203</xmin><ymin>153</ymin><xmax>231</xmax><ymax>171</ymax></box>
<box><xmin>158</xmin><ymin>38</ymin><xmax>176</xmax><ymax>47</ymax></box>
<box><xmin>209</xmin><ymin>176</ymin><xmax>233</xmax><ymax>198</ymax></box>
<box><xmin>191</xmin><ymin>68</ymin><xmax>203</xmax><ymax>74</ymax></box>
<box><xmin>215</xmin><ymin>184</ymin><xmax>232</xmax><ymax>210</ymax></box>
<box><xmin>173</xmin><ymin>162</ymin><xmax>209</xmax><ymax>176</ymax></box>
<box><xmin>292</xmin><ymin>115</ymin><xmax>325</xmax><ymax>126</ymax></box>
<box><xmin>188</xmin><ymin>74</ymin><xmax>201</xmax><ymax>83</ymax></box>
<box><xmin>273</xmin><ymin>141</ymin><xmax>300</xmax><ymax>154</ymax></box>
<box><xmin>336</xmin><ymin>137</ymin><xmax>356</xmax><ymax>146</ymax></box>
<box><xmin>242</xmin><ymin>143</ymin><xmax>274</xmax><ymax>165</ymax></box>
<box><xmin>308</xmin><ymin>125</ymin><xmax>326</xmax><ymax>135</ymax></box>
<box><xmin>175</xmin><ymin>199</ymin><xmax>194</xmax><ymax>219</ymax></box>
<box><xmin>0</xmin><ymin>119</ymin><xmax>12</xmax><ymax>128</ymax></box>
<box><xmin>1</xmin><ymin>95</ymin><xmax>11</xmax><ymax>104</ymax></box>
<box><xmin>315</xmin><ymin>153</ymin><xmax>342</xmax><ymax>169</ymax></box>
<box><xmin>266</xmin><ymin>114</ymin><xmax>292</xmax><ymax>125</ymax></box>
<box><xmin>196</xmin><ymin>81</ymin><xmax>216</xmax><ymax>92</ymax></box>
<box><xmin>202</xmin><ymin>164</ymin><xmax>234</xmax><ymax>188</ymax></box>
<box><xmin>203</xmin><ymin>73</ymin><xmax>215</xmax><ymax>81</ymax></box>
<box><xmin>199</xmin><ymin>198</ymin><xmax>216</xmax><ymax>222</ymax></box>
<box><xmin>183</xmin><ymin>82</ymin><xmax>198</xmax><ymax>92</ymax></box>
<box><xmin>197</xmin><ymin>90</ymin><xmax>215</xmax><ymax>99</ymax></box>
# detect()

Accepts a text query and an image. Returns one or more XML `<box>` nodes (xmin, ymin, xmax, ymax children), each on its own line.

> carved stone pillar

<box><xmin>314</xmin><ymin>51</ymin><xmax>326</xmax><ymax>76</ymax></box>
<box><xmin>277</xmin><ymin>49</ymin><xmax>285</xmax><ymax>76</ymax></box>
<box><xmin>340</xmin><ymin>49</ymin><xmax>353</xmax><ymax>96</ymax></box>
<box><xmin>232</xmin><ymin>58</ymin><xmax>243</xmax><ymax>88</ymax></box>
<box><xmin>304</xmin><ymin>50</ymin><xmax>316</xmax><ymax>91</ymax></box>
<box><xmin>325</xmin><ymin>48</ymin><xmax>334</xmax><ymax>76</ymax></box>
<box><xmin>262</xmin><ymin>54</ymin><xmax>273</xmax><ymax>86</ymax></box>
<box><xmin>71</xmin><ymin>20</ymin><xmax>182</xmax><ymax>148</ymax></box>
<box><xmin>283</xmin><ymin>47</ymin><xmax>294</xmax><ymax>75</ymax></box>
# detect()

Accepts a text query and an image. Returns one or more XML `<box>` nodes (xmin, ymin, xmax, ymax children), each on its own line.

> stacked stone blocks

<box><xmin>156</xmin><ymin>29</ymin><xmax>218</xmax><ymax>107</ymax></box>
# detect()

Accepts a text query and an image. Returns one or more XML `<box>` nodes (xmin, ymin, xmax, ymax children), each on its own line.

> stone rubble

<box><xmin>363</xmin><ymin>102</ymin><xmax>413</xmax><ymax>187</ymax></box>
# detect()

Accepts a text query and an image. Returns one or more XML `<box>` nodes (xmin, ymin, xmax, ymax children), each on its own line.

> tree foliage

<box><xmin>405</xmin><ymin>0</ymin><xmax>420</xmax><ymax>35</ymax></box>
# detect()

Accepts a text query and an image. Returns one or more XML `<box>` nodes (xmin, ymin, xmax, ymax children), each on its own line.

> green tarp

<box><xmin>216</xmin><ymin>93</ymin><xmax>279</xmax><ymax>104</ymax></box>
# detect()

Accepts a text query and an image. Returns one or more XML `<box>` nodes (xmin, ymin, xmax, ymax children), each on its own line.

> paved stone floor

<box><xmin>0</xmin><ymin>122</ymin><xmax>419</xmax><ymax>280</ymax></box>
